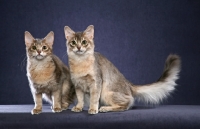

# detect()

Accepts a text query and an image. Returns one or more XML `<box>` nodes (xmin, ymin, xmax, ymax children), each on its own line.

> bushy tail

<box><xmin>132</xmin><ymin>54</ymin><xmax>181</xmax><ymax>104</ymax></box>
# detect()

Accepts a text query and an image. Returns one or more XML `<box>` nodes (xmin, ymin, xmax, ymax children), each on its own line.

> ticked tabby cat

<box><xmin>25</xmin><ymin>31</ymin><xmax>75</xmax><ymax>115</ymax></box>
<box><xmin>64</xmin><ymin>25</ymin><xmax>181</xmax><ymax>114</ymax></box>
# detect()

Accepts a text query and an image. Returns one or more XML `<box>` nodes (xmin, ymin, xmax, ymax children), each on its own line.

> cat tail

<box><xmin>131</xmin><ymin>54</ymin><xmax>181</xmax><ymax>104</ymax></box>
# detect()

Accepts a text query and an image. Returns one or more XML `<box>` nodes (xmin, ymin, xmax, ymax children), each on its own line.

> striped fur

<box><xmin>64</xmin><ymin>25</ymin><xmax>181</xmax><ymax>114</ymax></box>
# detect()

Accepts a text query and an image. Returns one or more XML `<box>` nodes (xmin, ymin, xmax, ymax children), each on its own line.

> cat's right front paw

<box><xmin>52</xmin><ymin>107</ymin><xmax>62</xmax><ymax>113</ymax></box>
<box><xmin>71</xmin><ymin>106</ymin><xmax>82</xmax><ymax>112</ymax></box>
<box><xmin>31</xmin><ymin>108</ymin><xmax>42</xmax><ymax>115</ymax></box>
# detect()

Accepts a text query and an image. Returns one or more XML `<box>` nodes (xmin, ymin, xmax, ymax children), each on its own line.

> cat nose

<box><xmin>37</xmin><ymin>51</ymin><xmax>41</xmax><ymax>54</ymax></box>
<box><xmin>77</xmin><ymin>46</ymin><xmax>81</xmax><ymax>50</ymax></box>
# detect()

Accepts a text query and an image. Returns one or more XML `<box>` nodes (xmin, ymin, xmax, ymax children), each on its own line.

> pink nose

<box><xmin>37</xmin><ymin>51</ymin><xmax>41</xmax><ymax>54</ymax></box>
<box><xmin>77</xmin><ymin>46</ymin><xmax>81</xmax><ymax>50</ymax></box>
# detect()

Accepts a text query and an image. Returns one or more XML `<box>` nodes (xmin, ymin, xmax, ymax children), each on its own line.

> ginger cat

<box><xmin>64</xmin><ymin>25</ymin><xmax>181</xmax><ymax>114</ymax></box>
<box><xmin>25</xmin><ymin>31</ymin><xmax>75</xmax><ymax>115</ymax></box>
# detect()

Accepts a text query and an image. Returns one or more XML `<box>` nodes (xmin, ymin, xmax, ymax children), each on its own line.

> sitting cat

<box><xmin>25</xmin><ymin>31</ymin><xmax>75</xmax><ymax>115</ymax></box>
<box><xmin>64</xmin><ymin>25</ymin><xmax>181</xmax><ymax>114</ymax></box>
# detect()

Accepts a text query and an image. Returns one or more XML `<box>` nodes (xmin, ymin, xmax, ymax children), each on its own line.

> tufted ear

<box><xmin>25</xmin><ymin>31</ymin><xmax>35</xmax><ymax>47</ymax></box>
<box><xmin>44</xmin><ymin>31</ymin><xmax>54</xmax><ymax>47</ymax></box>
<box><xmin>64</xmin><ymin>26</ymin><xmax>75</xmax><ymax>40</ymax></box>
<box><xmin>83</xmin><ymin>25</ymin><xmax>94</xmax><ymax>40</ymax></box>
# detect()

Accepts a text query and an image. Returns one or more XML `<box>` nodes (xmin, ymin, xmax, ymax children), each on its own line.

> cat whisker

<box><xmin>62</xmin><ymin>52</ymin><xmax>68</xmax><ymax>60</ymax></box>
<box><xmin>20</xmin><ymin>55</ymin><xmax>27</xmax><ymax>72</ymax></box>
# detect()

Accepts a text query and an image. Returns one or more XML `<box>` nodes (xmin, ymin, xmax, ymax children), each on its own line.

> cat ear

<box><xmin>84</xmin><ymin>25</ymin><xmax>94</xmax><ymax>40</ymax></box>
<box><xmin>64</xmin><ymin>26</ymin><xmax>75</xmax><ymax>40</ymax></box>
<box><xmin>25</xmin><ymin>31</ymin><xmax>35</xmax><ymax>47</ymax></box>
<box><xmin>44</xmin><ymin>31</ymin><xmax>54</xmax><ymax>47</ymax></box>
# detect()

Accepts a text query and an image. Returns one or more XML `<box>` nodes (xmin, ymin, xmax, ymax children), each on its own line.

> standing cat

<box><xmin>25</xmin><ymin>31</ymin><xmax>75</xmax><ymax>115</ymax></box>
<box><xmin>64</xmin><ymin>25</ymin><xmax>181</xmax><ymax>114</ymax></box>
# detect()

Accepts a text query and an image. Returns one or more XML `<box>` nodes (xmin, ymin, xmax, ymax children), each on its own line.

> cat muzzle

<box><xmin>76</xmin><ymin>50</ymin><xmax>84</xmax><ymax>54</ymax></box>
<box><xmin>37</xmin><ymin>51</ymin><xmax>41</xmax><ymax>55</ymax></box>
<box><xmin>36</xmin><ymin>55</ymin><xmax>44</xmax><ymax>60</ymax></box>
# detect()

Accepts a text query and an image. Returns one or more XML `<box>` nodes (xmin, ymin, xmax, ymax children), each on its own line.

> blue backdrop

<box><xmin>0</xmin><ymin>0</ymin><xmax>200</xmax><ymax>105</ymax></box>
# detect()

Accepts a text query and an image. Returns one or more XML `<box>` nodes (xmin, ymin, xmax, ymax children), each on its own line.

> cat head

<box><xmin>24</xmin><ymin>31</ymin><xmax>54</xmax><ymax>60</ymax></box>
<box><xmin>64</xmin><ymin>25</ymin><xmax>94</xmax><ymax>56</ymax></box>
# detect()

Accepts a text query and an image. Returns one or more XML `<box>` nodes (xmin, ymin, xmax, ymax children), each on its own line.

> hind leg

<box><xmin>61</xmin><ymin>79</ymin><xmax>75</xmax><ymax>110</ymax></box>
<box><xmin>61</xmin><ymin>96</ymin><xmax>70</xmax><ymax>110</ymax></box>
<box><xmin>99</xmin><ymin>92</ymin><xmax>133</xmax><ymax>112</ymax></box>
<box><xmin>99</xmin><ymin>105</ymin><xmax>127</xmax><ymax>112</ymax></box>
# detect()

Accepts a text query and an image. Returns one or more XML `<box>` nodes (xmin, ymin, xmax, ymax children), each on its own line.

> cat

<box><xmin>64</xmin><ymin>25</ymin><xmax>181</xmax><ymax>114</ymax></box>
<box><xmin>25</xmin><ymin>31</ymin><xmax>75</xmax><ymax>115</ymax></box>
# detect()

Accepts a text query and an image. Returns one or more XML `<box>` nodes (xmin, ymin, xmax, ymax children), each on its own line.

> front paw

<box><xmin>71</xmin><ymin>106</ymin><xmax>82</xmax><ymax>112</ymax></box>
<box><xmin>31</xmin><ymin>108</ymin><xmax>42</xmax><ymax>115</ymax></box>
<box><xmin>88</xmin><ymin>108</ymin><xmax>98</xmax><ymax>114</ymax></box>
<box><xmin>52</xmin><ymin>107</ymin><xmax>62</xmax><ymax>113</ymax></box>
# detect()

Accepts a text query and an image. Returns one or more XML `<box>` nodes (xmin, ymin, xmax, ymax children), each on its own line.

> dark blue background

<box><xmin>0</xmin><ymin>0</ymin><xmax>199</xmax><ymax>105</ymax></box>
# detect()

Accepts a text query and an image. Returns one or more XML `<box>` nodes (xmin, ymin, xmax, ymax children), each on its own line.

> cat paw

<box><xmin>88</xmin><ymin>108</ymin><xmax>98</xmax><ymax>114</ymax></box>
<box><xmin>71</xmin><ymin>106</ymin><xmax>82</xmax><ymax>112</ymax></box>
<box><xmin>31</xmin><ymin>108</ymin><xmax>42</xmax><ymax>115</ymax></box>
<box><xmin>52</xmin><ymin>107</ymin><xmax>62</xmax><ymax>113</ymax></box>
<box><xmin>99</xmin><ymin>107</ymin><xmax>109</xmax><ymax>112</ymax></box>
<box><xmin>61</xmin><ymin>103</ymin><xmax>69</xmax><ymax>110</ymax></box>
<box><xmin>62</xmin><ymin>106</ymin><xmax>69</xmax><ymax>110</ymax></box>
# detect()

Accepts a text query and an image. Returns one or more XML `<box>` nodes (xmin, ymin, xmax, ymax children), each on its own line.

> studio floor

<box><xmin>0</xmin><ymin>105</ymin><xmax>200</xmax><ymax>129</ymax></box>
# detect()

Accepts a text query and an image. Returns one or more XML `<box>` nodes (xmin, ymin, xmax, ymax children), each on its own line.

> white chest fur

<box><xmin>27</xmin><ymin>56</ymin><xmax>55</xmax><ymax>84</ymax></box>
<box><xmin>69</xmin><ymin>55</ymin><xmax>95</xmax><ymax>92</ymax></box>
<box><xmin>69</xmin><ymin>55</ymin><xmax>95</xmax><ymax>77</ymax></box>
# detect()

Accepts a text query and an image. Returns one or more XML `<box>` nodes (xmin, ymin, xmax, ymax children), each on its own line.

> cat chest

<box><xmin>70</xmin><ymin>63</ymin><xmax>94</xmax><ymax>75</ymax></box>
<box><xmin>69</xmin><ymin>56</ymin><xmax>95</xmax><ymax>75</ymax></box>
<box><xmin>69</xmin><ymin>58</ymin><xmax>95</xmax><ymax>92</ymax></box>
<box><xmin>33</xmin><ymin>81</ymin><xmax>59</xmax><ymax>94</ymax></box>
<box><xmin>28</xmin><ymin>63</ymin><xmax>56</xmax><ymax>84</ymax></box>
<box><xmin>71</xmin><ymin>74</ymin><xmax>95</xmax><ymax>93</ymax></box>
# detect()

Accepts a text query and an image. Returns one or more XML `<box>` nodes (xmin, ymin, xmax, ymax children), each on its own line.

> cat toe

<box><xmin>88</xmin><ymin>108</ymin><xmax>98</xmax><ymax>114</ymax></box>
<box><xmin>52</xmin><ymin>107</ymin><xmax>62</xmax><ymax>113</ymax></box>
<box><xmin>31</xmin><ymin>108</ymin><xmax>42</xmax><ymax>115</ymax></box>
<box><xmin>99</xmin><ymin>107</ymin><xmax>108</xmax><ymax>112</ymax></box>
<box><xmin>71</xmin><ymin>106</ymin><xmax>82</xmax><ymax>112</ymax></box>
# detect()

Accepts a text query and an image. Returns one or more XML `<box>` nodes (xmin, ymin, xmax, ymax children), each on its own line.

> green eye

<box><xmin>32</xmin><ymin>46</ymin><xmax>36</xmax><ymax>50</ymax></box>
<box><xmin>82</xmin><ymin>40</ymin><xmax>87</xmax><ymax>45</ymax></box>
<box><xmin>43</xmin><ymin>46</ymin><xmax>47</xmax><ymax>50</ymax></box>
<box><xmin>71</xmin><ymin>41</ymin><xmax>76</xmax><ymax>46</ymax></box>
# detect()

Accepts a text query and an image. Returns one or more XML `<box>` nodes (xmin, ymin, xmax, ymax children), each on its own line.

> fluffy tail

<box><xmin>132</xmin><ymin>54</ymin><xmax>181</xmax><ymax>104</ymax></box>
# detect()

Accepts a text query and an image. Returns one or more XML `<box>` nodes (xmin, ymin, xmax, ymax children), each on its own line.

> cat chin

<box><xmin>35</xmin><ymin>55</ymin><xmax>45</xmax><ymax>60</ymax></box>
<box><xmin>75</xmin><ymin>51</ymin><xmax>85</xmax><ymax>55</ymax></box>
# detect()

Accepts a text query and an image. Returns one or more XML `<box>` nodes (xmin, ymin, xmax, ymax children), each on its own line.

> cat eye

<box><xmin>82</xmin><ymin>40</ymin><xmax>87</xmax><ymax>46</ymax></box>
<box><xmin>32</xmin><ymin>46</ymin><xmax>36</xmax><ymax>50</ymax></box>
<box><xmin>70</xmin><ymin>41</ymin><xmax>76</xmax><ymax>46</ymax></box>
<box><xmin>43</xmin><ymin>46</ymin><xmax>47</xmax><ymax>50</ymax></box>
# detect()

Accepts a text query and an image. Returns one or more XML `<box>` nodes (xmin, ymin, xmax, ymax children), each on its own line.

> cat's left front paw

<box><xmin>51</xmin><ymin>106</ymin><xmax>62</xmax><ymax>113</ymax></box>
<box><xmin>71</xmin><ymin>106</ymin><xmax>82</xmax><ymax>112</ymax></box>
<box><xmin>88</xmin><ymin>108</ymin><xmax>98</xmax><ymax>114</ymax></box>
